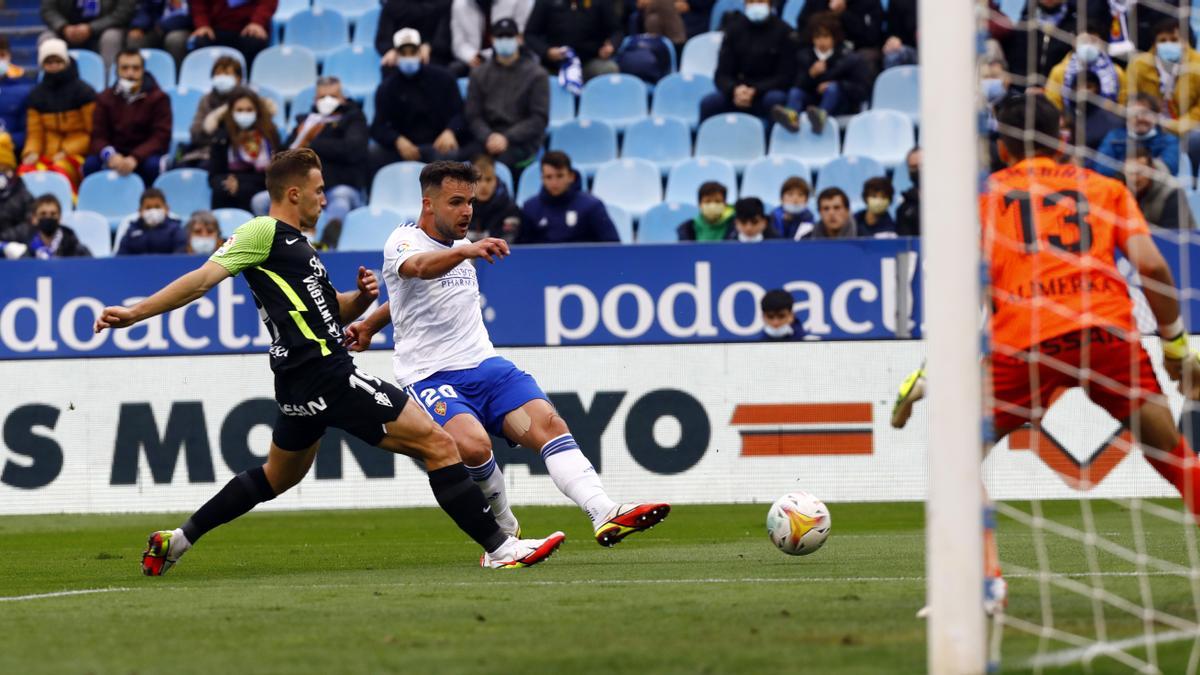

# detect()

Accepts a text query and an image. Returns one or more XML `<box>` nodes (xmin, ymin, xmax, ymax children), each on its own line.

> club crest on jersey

<box><xmin>434</xmin><ymin>401</ymin><xmax>447</xmax><ymax>416</ymax></box>
<box><xmin>375</xmin><ymin>391</ymin><xmax>393</xmax><ymax>408</ymax></box>
<box><xmin>566</xmin><ymin>211</ymin><xmax>578</xmax><ymax>227</ymax></box>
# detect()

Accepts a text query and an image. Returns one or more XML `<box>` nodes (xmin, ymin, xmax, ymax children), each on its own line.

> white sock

<box><xmin>170</xmin><ymin>527</ymin><xmax>192</xmax><ymax>559</ymax></box>
<box><xmin>540</xmin><ymin>433</ymin><xmax>617</xmax><ymax>528</ymax></box>
<box><xmin>465</xmin><ymin>455</ymin><xmax>519</xmax><ymax>534</ymax></box>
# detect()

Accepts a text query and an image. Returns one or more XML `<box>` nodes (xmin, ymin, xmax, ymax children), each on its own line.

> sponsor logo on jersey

<box><xmin>279</xmin><ymin>397</ymin><xmax>328</xmax><ymax>417</ymax></box>
<box><xmin>268</xmin><ymin>345</ymin><xmax>289</xmax><ymax>359</ymax></box>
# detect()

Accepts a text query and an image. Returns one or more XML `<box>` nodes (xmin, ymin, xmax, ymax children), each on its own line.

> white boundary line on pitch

<box><xmin>0</xmin><ymin>587</ymin><xmax>133</xmax><ymax>602</ymax></box>
<box><xmin>1024</xmin><ymin>628</ymin><xmax>1200</xmax><ymax>670</ymax></box>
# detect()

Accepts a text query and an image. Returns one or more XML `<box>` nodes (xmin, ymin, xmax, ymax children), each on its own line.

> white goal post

<box><xmin>920</xmin><ymin>0</ymin><xmax>987</xmax><ymax>672</ymax></box>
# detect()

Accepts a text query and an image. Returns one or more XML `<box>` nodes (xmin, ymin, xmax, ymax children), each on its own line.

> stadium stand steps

<box><xmin>1</xmin><ymin>0</ymin><xmax>43</xmax><ymax>70</ymax></box>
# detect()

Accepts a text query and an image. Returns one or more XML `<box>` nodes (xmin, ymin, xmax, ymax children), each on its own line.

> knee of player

<box><xmin>422</xmin><ymin>426</ymin><xmax>461</xmax><ymax>463</ymax></box>
<box><xmin>456</xmin><ymin>431</ymin><xmax>494</xmax><ymax>465</ymax></box>
<box><xmin>543</xmin><ymin>412</ymin><xmax>570</xmax><ymax>438</ymax></box>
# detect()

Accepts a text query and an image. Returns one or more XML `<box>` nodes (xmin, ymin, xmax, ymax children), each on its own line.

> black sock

<box><xmin>181</xmin><ymin>466</ymin><xmax>276</xmax><ymax>543</ymax></box>
<box><xmin>428</xmin><ymin>463</ymin><xmax>508</xmax><ymax>553</ymax></box>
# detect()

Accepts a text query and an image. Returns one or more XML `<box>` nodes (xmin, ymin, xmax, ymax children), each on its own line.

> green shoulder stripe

<box><xmin>209</xmin><ymin>217</ymin><xmax>277</xmax><ymax>276</ymax></box>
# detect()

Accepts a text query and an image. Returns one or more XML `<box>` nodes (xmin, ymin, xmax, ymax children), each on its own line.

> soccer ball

<box><xmin>766</xmin><ymin>491</ymin><xmax>831</xmax><ymax>556</ymax></box>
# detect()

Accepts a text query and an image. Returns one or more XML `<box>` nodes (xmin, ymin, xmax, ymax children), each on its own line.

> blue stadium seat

<box><xmin>548</xmin><ymin>76</ymin><xmax>576</xmax><ymax>131</ymax></box>
<box><xmin>893</xmin><ymin>163</ymin><xmax>913</xmax><ymax>196</ymax></box>
<box><xmin>740</xmin><ymin>156</ymin><xmax>812</xmax><ymax>208</ymax></box>
<box><xmin>843</xmin><ymin>110</ymin><xmax>916</xmax><ymax>169</ymax></box>
<box><xmin>178</xmin><ymin>46</ymin><xmax>245</xmax><ymax>91</ymax></box>
<box><xmin>289</xmin><ymin>85</ymin><xmax>316</xmax><ymax>131</ymax></box>
<box><xmin>999</xmin><ymin>0</ymin><xmax>1025</xmax><ymax>21</ymax></box>
<box><xmin>363</xmin><ymin>91</ymin><xmax>375</xmax><ymax>124</ymax></box>
<box><xmin>815</xmin><ymin>155</ymin><xmax>886</xmax><ymax>211</ymax></box>
<box><xmin>284</xmin><ymin>9</ymin><xmax>350</xmax><ymax>62</ymax></box>
<box><xmin>314</xmin><ymin>0</ymin><xmax>376</xmax><ymax>21</ymax></box>
<box><xmin>213</xmin><ymin>208</ymin><xmax>254</xmax><ymax>235</ymax></box>
<box><xmin>695</xmin><ymin>113</ymin><xmax>765</xmax><ymax>171</ymax></box>
<box><xmin>872</xmin><ymin>65</ymin><xmax>920</xmax><ymax>124</ymax></box>
<box><xmin>272</xmin><ymin>0</ymin><xmax>310</xmax><ymax>41</ymax></box>
<box><xmin>77</xmin><ymin>171</ymin><xmax>146</xmax><ymax>229</ymax></box>
<box><xmin>651</xmin><ymin>72</ymin><xmax>715</xmax><ymax>130</ymax></box>
<box><xmin>169</xmin><ymin>86</ymin><xmax>204</xmax><ymax>143</ymax></box>
<box><xmin>492</xmin><ymin>161</ymin><xmax>513</xmax><ymax>195</ymax></box>
<box><xmin>592</xmin><ymin>158</ymin><xmax>663</xmax><ymax>218</ymax></box>
<box><xmin>1189</xmin><ymin>189</ymin><xmax>1200</xmax><ymax>224</ymax></box>
<box><xmin>254</xmin><ymin>85</ymin><xmax>289</xmax><ymax>131</ymax></box>
<box><xmin>616</xmin><ymin>34</ymin><xmax>677</xmax><ymax>77</ymax></box>
<box><xmin>108</xmin><ymin>48</ymin><xmax>175</xmax><ymax>89</ymax></box>
<box><xmin>680</xmin><ymin>32</ymin><xmax>722</xmax><ymax>77</ymax></box>
<box><xmin>709</xmin><ymin>0</ymin><xmax>744</xmax><ymax>31</ymax></box>
<box><xmin>550</xmin><ymin>119</ymin><xmax>618</xmax><ymax>177</ymax></box>
<box><xmin>781</xmin><ymin>0</ymin><xmax>806</xmax><ymax>28</ymax></box>
<box><xmin>64</xmin><ymin>210</ymin><xmax>112</xmax><ymax>256</ymax></box>
<box><xmin>154</xmin><ymin>169</ymin><xmax>212</xmax><ymax>222</ymax></box>
<box><xmin>665</xmin><ymin>156</ymin><xmax>738</xmax><ymax>204</ymax></box>
<box><xmin>68</xmin><ymin>49</ymin><xmax>105</xmax><ymax>91</ymax></box>
<box><xmin>324</xmin><ymin>45</ymin><xmax>381</xmax><ymax>100</ymax></box>
<box><xmin>639</xmin><ymin>202</ymin><xmax>698</xmax><ymax>243</ymax></box>
<box><xmin>21</xmin><ymin>171</ymin><xmax>74</xmax><ymax>210</ymax></box>
<box><xmin>369</xmin><ymin>161</ymin><xmax>424</xmax><ymax>217</ymax></box>
<box><xmin>352</xmin><ymin>6</ymin><xmax>380</xmax><ymax>46</ymax></box>
<box><xmin>769</xmin><ymin>114</ymin><xmax>840</xmax><ymax>169</ymax></box>
<box><xmin>622</xmin><ymin>116</ymin><xmax>691</xmax><ymax>174</ymax></box>
<box><xmin>579</xmin><ymin>74</ymin><xmax>648</xmax><ymax>131</ymax></box>
<box><xmin>605</xmin><ymin>203</ymin><xmax>634</xmax><ymax>243</ymax></box>
<box><xmin>457</xmin><ymin>77</ymin><xmax>469</xmax><ymax>100</ymax></box>
<box><xmin>516</xmin><ymin>164</ymin><xmax>542</xmax><ymax>205</ymax></box>
<box><xmin>338</xmin><ymin>206</ymin><xmax>405</xmax><ymax>251</ymax></box>
<box><xmin>251</xmin><ymin>45</ymin><xmax>318</xmax><ymax>101</ymax></box>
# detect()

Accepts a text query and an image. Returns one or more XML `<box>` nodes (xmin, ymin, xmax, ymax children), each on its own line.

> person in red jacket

<box><xmin>187</xmin><ymin>0</ymin><xmax>277</xmax><ymax>66</ymax></box>
<box><xmin>84</xmin><ymin>47</ymin><xmax>171</xmax><ymax>183</ymax></box>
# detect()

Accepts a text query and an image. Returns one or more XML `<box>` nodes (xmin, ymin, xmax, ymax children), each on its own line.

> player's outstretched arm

<box><xmin>343</xmin><ymin>302</ymin><xmax>391</xmax><ymax>352</ymax></box>
<box><xmin>94</xmin><ymin>261</ymin><xmax>232</xmax><ymax>332</ymax></box>
<box><xmin>335</xmin><ymin>265</ymin><xmax>380</xmax><ymax>324</ymax></box>
<box><xmin>400</xmin><ymin>238</ymin><xmax>510</xmax><ymax>280</ymax></box>
<box><xmin>1123</xmin><ymin>234</ymin><xmax>1200</xmax><ymax>398</ymax></box>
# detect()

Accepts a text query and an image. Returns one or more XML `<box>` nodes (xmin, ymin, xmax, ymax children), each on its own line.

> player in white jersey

<box><xmin>346</xmin><ymin>161</ymin><xmax>670</xmax><ymax>546</ymax></box>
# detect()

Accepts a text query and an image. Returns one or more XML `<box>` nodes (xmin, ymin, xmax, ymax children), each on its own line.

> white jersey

<box><xmin>382</xmin><ymin>224</ymin><xmax>498</xmax><ymax>387</ymax></box>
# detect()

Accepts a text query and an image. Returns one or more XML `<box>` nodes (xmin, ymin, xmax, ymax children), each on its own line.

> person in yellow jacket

<box><xmin>18</xmin><ymin>38</ymin><xmax>96</xmax><ymax>191</ymax></box>
<box><xmin>1127</xmin><ymin>18</ymin><xmax>1200</xmax><ymax>173</ymax></box>
<box><xmin>1044</xmin><ymin>19</ymin><xmax>1128</xmax><ymax>113</ymax></box>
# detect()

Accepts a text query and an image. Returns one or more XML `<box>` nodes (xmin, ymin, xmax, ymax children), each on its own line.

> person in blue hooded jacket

<box><xmin>516</xmin><ymin>150</ymin><xmax>620</xmax><ymax>244</ymax></box>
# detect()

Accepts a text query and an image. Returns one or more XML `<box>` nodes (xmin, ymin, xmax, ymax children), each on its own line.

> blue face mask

<box><xmin>744</xmin><ymin>3</ymin><xmax>770</xmax><ymax>22</ymax></box>
<box><xmin>493</xmin><ymin>37</ymin><xmax>518</xmax><ymax>58</ymax></box>
<box><xmin>982</xmin><ymin>78</ymin><xmax>1006</xmax><ymax>104</ymax></box>
<box><xmin>397</xmin><ymin>57</ymin><xmax>420</xmax><ymax>76</ymax></box>
<box><xmin>1158</xmin><ymin>41</ymin><xmax>1183</xmax><ymax>64</ymax></box>
<box><xmin>1075</xmin><ymin>43</ymin><xmax>1100</xmax><ymax>65</ymax></box>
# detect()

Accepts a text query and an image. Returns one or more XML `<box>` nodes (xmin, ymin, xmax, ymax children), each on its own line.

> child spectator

<box><xmin>731</xmin><ymin>197</ymin><xmax>780</xmax><ymax>242</ymax></box>
<box><xmin>770</xmin><ymin>175</ymin><xmax>815</xmax><ymax>238</ymax></box>
<box><xmin>468</xmin><ymin>154</ymin><xmax>520</xmax><ymax>242</ymax></box>
<box><xmin>760</xmin><ymin>288</ymin><xmax>803</xmax><ymax>341</ymax></box>
<box><xmin>20</xmin><ymin>39</ymin><xmax>96</xmax><ymax>191</ymax></box>
<box><xmin>677</xmin><ymin>180</ymin><xmax>733</xmax><ymax>241</ymax></box>
<box><xmin>854</xmin><ymin>176</ymin><xmax>897</xmax><ymax>238</ymax></box>
<box><xmin>25</xmin><ymin>193</ymin><xmax>91</xmax><ymax>258</ymax></box>
<box><xmin>116</xmin><ymin>187</ymin><xmax>188</xmax><ymax>254</ymax></box>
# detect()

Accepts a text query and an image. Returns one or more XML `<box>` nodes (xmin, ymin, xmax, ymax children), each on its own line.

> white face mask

<box><xmin>212</xmin><ymin>74</ymin><xmax>237</xmax><ymax>94</ymax></box>
<box><xmin>233</xmin><ymin>110</ymin><xmax>257</xmax><ymax>129</ymax></box>
<box><xmin>190</xmin><ymin>236</ymin><xmax>217</xmax><ymax>254</ymax></box>
<box><xmin>117</xmin><ymin>77</ymin><xmax>137</xmax><ymax>94</ymax></box>
<box><xmin>738</xmin><ymin>231</ymin><xmax>765</xmax><ymax>243</ymax></box>
<box><xmin>814</xmin><ymin>47</ymin><xmax>834</xmax><ymax>60</ymax></box>
<box><xmin>867</xmin><ymin>196</ymin><xmax>891</xmax><ymax>215</ymax></box>
<box><xmin>141</xmin><ymin>207</ymin><xmax>166</xmax><ymax>227</ymax></box>
<box><xmin>763</xmin><ymin>323</ymin><xmax>794</xmax><ymax>338</ymax></box>
<box><xmin>782</xmin><ymin>202</ymin><xmax>808</xmax><ymax>214</ymax></box>
<box><xmin>315</xmin><ymin>95</ymin><xmax>340</xmax><ymax>116</ymax></box>
<box><xmin>0</xmin><ymin>59</ymin><xmax>10</xmax><ymax>74</ymax></box>
<box><xmin>0</xmin><ymin>172</ymin><xmax>8</xmax><ymax>192</ymax></box>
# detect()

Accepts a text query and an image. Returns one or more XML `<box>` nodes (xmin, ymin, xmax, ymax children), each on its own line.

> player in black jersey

<box><xmin>94</xmin><ymin>148</ymin><xmax>564</xmax><ymax>572</ymax></box>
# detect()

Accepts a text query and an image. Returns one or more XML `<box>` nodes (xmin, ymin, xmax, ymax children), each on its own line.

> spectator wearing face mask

<box><xmin>24</xmin><ymin>193</ymin><xmax>91</xmax><ymax>258</ymax></box>
<box><xmin>85</xmin><ymin>47</ymin><xmax>171</xmax><ymax>184</ymax></box>
<box><xmin>700</xmin><ymin>0</ymin><xmax>795</xmax><ymax>123</ymax></box>
<box><xmin>730</xmin><ymin>197</ymin><xmax>780</xmax><ymax>243</ymax></box>
<box><xmin>463</xmin><ymin>18</ymin><xmax>549</xmax><ymax>172</ymax></box>
<box><xmin>1092</xmin><ymin>94</ymin><xmax>1179</xmax><ymax>178</ymax></box>
<box><xmin>853</xmin><ymin>177</ymin><xmax>897</xmax><ymax>238</ymax></box>
<box><xmin>207</xmin><ymin>87</ymin><xmax>278</xmax><ymax>213</ymax></box>
<box><xmin>1126</xmin><ymin>146</ymin><xmax>1195</xmax><ymax>230</ymax></box>
<box><xmin>370</xmin><ymin>28</ymin><xmax>466</xmax><ymax>171</ymax></box>
<box><xmin>769</xmin><ymin>175</ymin><xmax>815</xmax><ymax>238</ymax></box>
<box><xmin>466</xmin><ymin>153</ymin><xmax>520</xmax><ymax>242</ymax></box>
<box><xmin>182</xmin><ymin>210</ymin><xmax>223</xmax><ymax>255</ymax></box>
<box><xmin>376</xmin><ymin>0</ymin><xmax>453</xmax><ymax>69</ymax></box>
<box><xmin>760</xmin><ymin>288</ymin><xmax>804</xmax><ymax>341</ymax></box>
<box><xmin>895</xmin><ymin>146</ymin><xmax>920</xmax><ymax>237</ymax></box>
<box><xmin>795</xmin><ymin>187</ymin><xmax>859</xmax><ymax>240</ymax></box>
<box><xmin>1127</xmin><ymin>19</ymin><xmax>1200</xmax><ymax>174</ymax></box>
<box><xmin>772</xmin><ymin>12</ymin><xmax>869</xmax><ymax>135</ymax></box>
<box><xmin>116</xmin><ymin>187</ymin><xmax>188</xmax><ymax>254</ymax></box>
<box><xmin>182</xmin><ymin>56</ymin><xmax>277</xmax><ymax>168</ymax></box>
<box><xmin>287</xmin><ymin>76</ymin><xmax>368</xmax><ymax>225</ymax></box>
<box><xmin>1045</xmin><ymin>20</ymin><xmax>1127</xmax><ymax>115</ymax></box>
<box><xmin>450</xmin><ymin>0</ymin><xmax>535</xmax><ymax>75</ymax></box>
<box><xmin>1002</xmin><ymin>0</ymin><xmax>1109</xmax><ymax>83</ymax></box>
<box><xmin>20</xmin><ymin>39</ymin><xmax>97</xmax><ymax>191</ymax></box>
<box><xmin>677</xmin><ymin>180</ymin><xmax>734</xmax><ymax>241</ymax></box>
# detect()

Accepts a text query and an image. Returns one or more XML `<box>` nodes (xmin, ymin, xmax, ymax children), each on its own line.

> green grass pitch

<box><xmin>2</xmin><ymin>501</ymin><xmax>1198</xmax><ymax>674</ymax></box>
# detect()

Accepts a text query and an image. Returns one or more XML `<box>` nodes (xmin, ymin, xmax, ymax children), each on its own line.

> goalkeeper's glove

<box><xmin>890</xmin><ymin>363</ymin><xmax>926</xmax><ymax>429</ymax></box>
<box><xmin>1161</xmin><ymin>319</ymin><xmax>1200</xmax><ymax>400</ymax></box>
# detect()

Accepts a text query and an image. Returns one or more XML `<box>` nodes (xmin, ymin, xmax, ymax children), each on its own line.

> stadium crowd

<box><xmin>0</xmin><ymin>0</ymin><xmax>1195</xmax><ymax>258</ymax></box>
